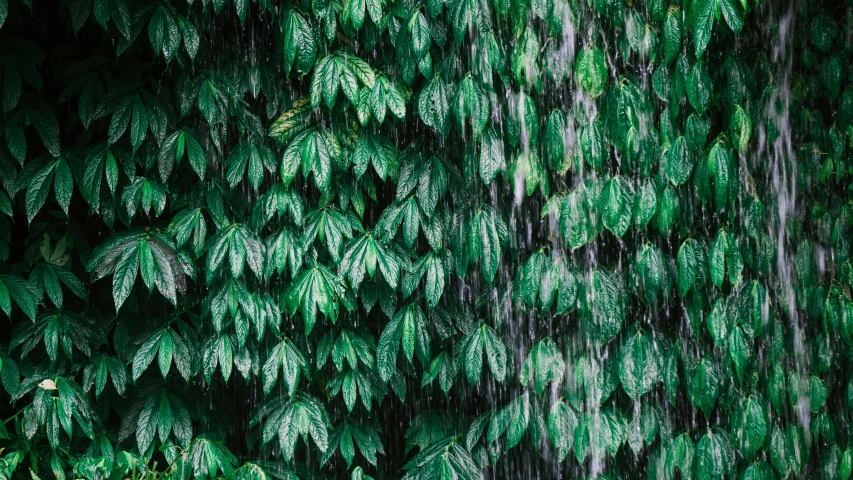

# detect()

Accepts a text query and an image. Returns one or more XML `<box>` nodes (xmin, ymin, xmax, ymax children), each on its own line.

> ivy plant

<box><xmin>1</xmin><ymin>0</ymin><xmax>853</xmax><ymax>479</ymax></box>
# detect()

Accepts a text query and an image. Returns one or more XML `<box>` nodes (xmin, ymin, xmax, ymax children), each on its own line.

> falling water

<box><xmin>4</xmin><ymin>0</ymin><xmax>853</xmax><ymax>479</ymax></box>
<box><xmin>762</xmin><ymin>4</ymin><xmax>809</xmax><ymax>431</ymax></box>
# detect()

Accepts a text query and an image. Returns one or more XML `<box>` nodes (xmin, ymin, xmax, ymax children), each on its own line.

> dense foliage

<box><xmin>1</xmin><ymin>0</ymin><xmax>853</xmax><ymax>478</ymax></box>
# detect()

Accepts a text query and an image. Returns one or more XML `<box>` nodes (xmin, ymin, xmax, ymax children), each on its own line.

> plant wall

<box><xmin>1</xmin><ymin>0</ymin><xmax>853</xmax><ymax>479</ymax></box>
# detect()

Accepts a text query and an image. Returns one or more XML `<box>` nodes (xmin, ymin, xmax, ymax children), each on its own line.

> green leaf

<box><xmin>185</xmin><ymin>132</ymin><xmax>207</xmax><ymax>179</ymax></box>
<box><xmin>811</xmin><ymin>14</ymin><xmax>838</xmax><ymax>53</ymax></box>
<box><xmin>841</xmin><ymin>449</ymin><xmax>852</xmax><ymax>480</ymax></box>
<box><xmin>462</xmin><ymin>330</ymin><xmax>483</xmax><ymax>385</ymax></box>
<box><xmin>697</xmin><ymin>430</ymin><xmax>731</xmax><ymax>480</ymax></box>
<box><xmin>734</xmin><ymin>396</ymin><xmax>766</xmax><ymax>460</ymax></box>
<box><xmin>285</xmin><ymin>263</ymin><xmax>344</xmax><ymax>335</ymax></box>
<box><xmin>411</xmin><ymin>12</ymin><xmax>431</xmax><ymax>59</ymax></box>
<box><xmin>618</xmin><ymin>328</ymin><xmax>659</xmax><ymax>401</ymax></box>
<box><xmin>664</xmin><ymin>136</ymin><xmax>693</xmax><ymax>185</ymax></box>
<box><xmin>688</xmin><ymin>358</ymin><xmax>720</xmax><ymax>417</ymax></box>
<box><xmin>633</xmin><ymin>179</ymin><xmax>657</xmax><ymax>229</ymax></box>
<box><xmin>600</xmin><ymin>176</ymin><xmax>633</xmax><ymax>238</ymax></box>
<box><xmin>112</xmin><ymin>248</ymin><xmax>139</xmax><ymax>311</ymax></box>
<box><xmin>709</xmin><ymin>229</ymin><xmax>728</xmax><ymax>288</ymax></box>
<box><xmin>574</xmin><ymin>46</ymin><xmax>608</xmax><ymax>97</ymax></box>
<box><xmin>689</xmin><ymin>0</ymin><xmax>715</xmax><ymax>58</ymax></box>
<box><xmin>480</xmin><ymin>126</ymin><xmax>505</xmax><ymax>184</ymax></box>
<box><xmin>0</xmin><ymin>275</ymin><xmax>37</xmax><ymax>320</ymax></box>
<box><xmin>26</xmin><ymin>102</ymin><xmax>61</xmax><ymax>157</ymax></box>
<box><xmin>481</xmin><ymin>323</ymin><xmax>507</xmax><ymax>383</ymax></box>
<box><xmin>460</xmin><ymin>321</ymin><xmax>507</xmax><ymax>385</ymax></box>
<box><xmin>707</xmin><ymin>138</ymin><xmax>732</xmax><ymax>210</ymax></box>
<box><xmin>662</xmin><ymin>342</ymin><xmax>681</xmax><ymax>406</ymax></box>
<box><xmin>547</xmin><ymin>401</ymin><xmax>577</xmax><ymax>461</ymax></box>
<box><xmin>677</xmin><ymin>239</ymin><xmax>698</xmax><ymax>298</ymax></box>
<box><xmin>770</xmin><ymin>426</ymin><xmax>790</xmax><ymax>475</ymax></box>
<box><xmin>424</xmin><ymin>253</ymin><xmax>445</xmax><ymax>308</ymax></box>
<box><xmin>130</xmin><ymin>95</ymin><xmax>148</xmax><ymax>150</ymax></box>
<box><xmin>269</xmin><ymin>97</ymin><xmax>312</xmax><ymax>144</ymax></box>
<box><xmin>728</xmin><ymin>326</ymin><xmax>749</xmax><ymax>383</ymax></box>
<box><xmin>589</xmin><ymin>268</ymin><xmax>626</xmax><ymax>341</ymax></box>
<box><xmin>418</xmin><ymin>75</ymin><xmax>451</xmax><ymax>137</ymax></box>
<box><xmin>132</xmin><ymin>330</ymin><xmax>163</xmax><ymax>381</ymax></box>
<box><xmin>686</xmin><ymin>114</ymin><xmax>710</xmax><ymax>151</ymax></box>
<box><xmin>25</xmin><ymin>160</ymin><xmax>55</xmax><ymax>223</ymax></box>
<box><xmin>54</xmin><ymin>158</ymin><xmax>73</xmax><ymax>214</ymax></box>
<box><xmin>729</xmin><ymin>105</ymin><xmax>752</xmax><ymax>153</ymax></box>
<box><xmin>706</xmin><ymin>298</ymin><xmax>729</xmax><ymax>348</ymax></box>
<box><xmin>454</xmin><ymin>75</ymin><xmax>488</xmax><ymax>137</ymax></box>
<box><xmin>663</xmin><ymin>6</ymin><xmax>683</xmax><ymax>64</ymax></box>
<box><xmin>591</xmin><ymin>407</ymin><xmax>626</xmax><ymax>460</ymax></box>
<box><xmin>580</xmin><ymin>120</ymin><xmax>605</xmax><ymax>170</ymax></box>
<box><xmin>687</xmin><ymin>61</ymin><xmax>712</xmax><ymax>114</ymax></box>
<box><xmin>108</xmin><ymin>96</ymin><xmax>133</xmax><ymax>145</ymax></box>
<box><xmin>809</xmin><ymin>375</ymin><xmax>829</xmax><ymax>412</ymax></box>
<box><xmin>282</xmin><ymin>11</ymin><xmax>317</xmax><ymax>76</ymax></box>
<box><xmin>718</xmin><ymin>0</ymin><xmax>743</xmax><ymax>35</ymax></box>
